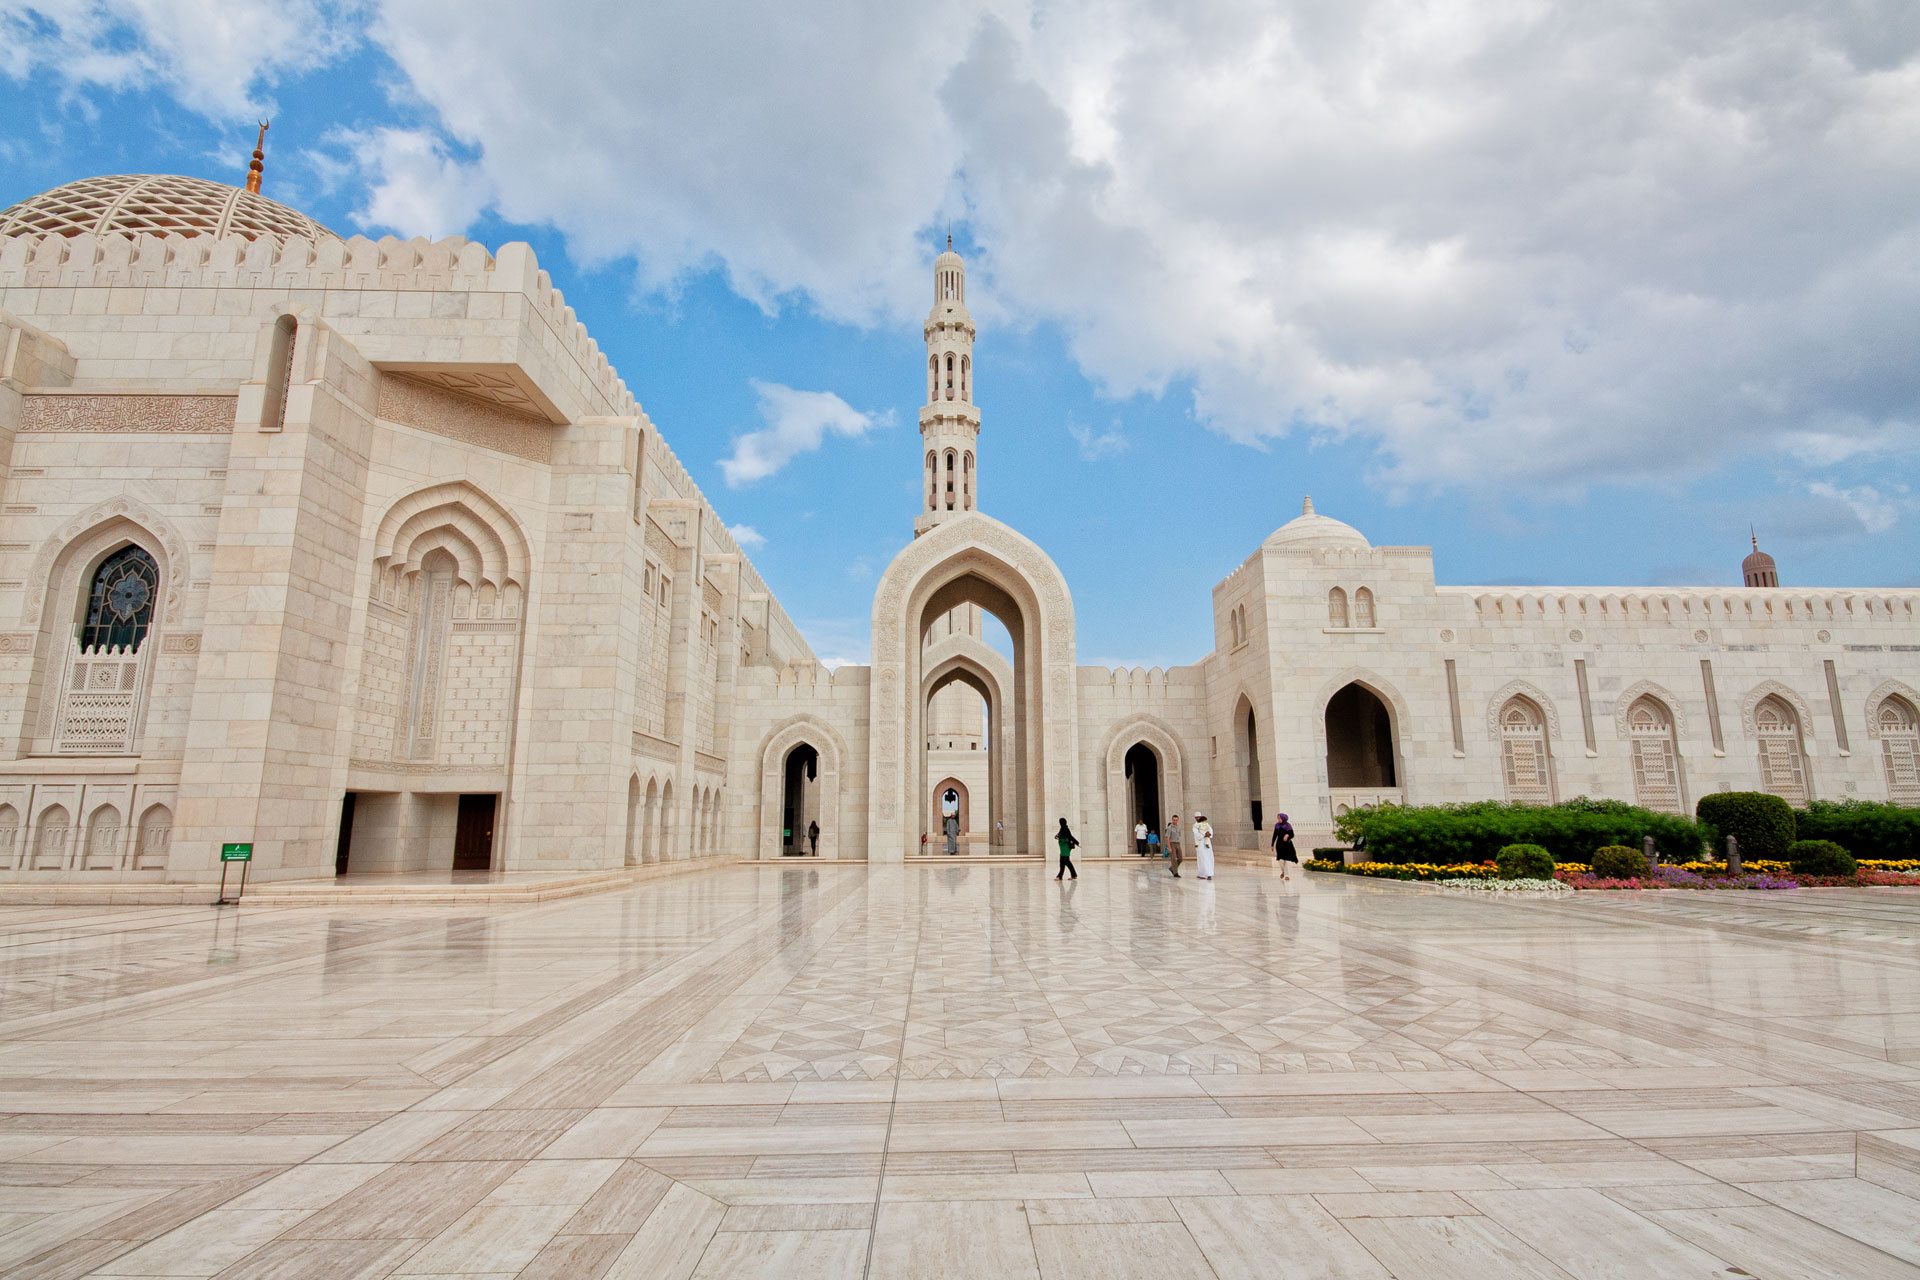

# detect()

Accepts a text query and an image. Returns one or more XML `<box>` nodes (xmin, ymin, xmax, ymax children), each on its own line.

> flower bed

<box><xmin>1309</xmin><ymin>856</ymin><xmax>1919</xmax><ymax>891</ymax></box>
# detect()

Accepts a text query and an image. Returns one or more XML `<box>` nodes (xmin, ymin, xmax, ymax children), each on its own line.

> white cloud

<box><xmin>1806</xmin><ymin>481</ymin><xmax>1910</xmax><ymax>535</ymax></box>
<box><xmin>331</xmin><ymin>126</ymin><xmax>494</xmax><ymax>239</ymax></box>
<box><xmin>726</xmin><ymin>523</ymin><xmax>766</xmax><ymax>549</ymax></box>
<box><xmin>1068</xmin><ymin>420</ymin><xmax>1129</xmax><ymax>460</ymax></box>
<box><xmin>719</xmin><ymin>380</ymin><xmax>891</xmax><ymax>488</ymax></box>
<box><xmin>26</xmin><ymin>0</ymin><xmax>1920</xmax><ymax>496</ymax></box>
<box><xmin>0</xmin><ymin>0</ymin><xmax>354</xmax><ymax>117</ymax></box>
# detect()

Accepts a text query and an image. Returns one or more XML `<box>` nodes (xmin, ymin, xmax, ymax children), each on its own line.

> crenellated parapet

<box><xmin>1444</xmin><ymin>586</ymin><xmax>1920</xmax><ymax>626</ymax></box>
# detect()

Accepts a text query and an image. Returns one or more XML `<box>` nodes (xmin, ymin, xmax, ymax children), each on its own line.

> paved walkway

<box><xmin>2</xmin><ymin>864</ymin><xmax>1918</xmax><ymax>1278</ymax></box>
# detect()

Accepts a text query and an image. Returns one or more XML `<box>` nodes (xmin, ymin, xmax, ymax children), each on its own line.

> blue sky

<box><xmin>3</xmin><ymin>2</ymin><xmax>1916</xmax><ymax>667</ymax></box>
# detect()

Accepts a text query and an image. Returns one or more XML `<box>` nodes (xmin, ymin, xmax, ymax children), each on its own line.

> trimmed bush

<box><xmin>1696</xmin><ymin>792</ymin><xmax>1795</xmax><ymax>860</ymax></box>
<box><xmin>1591</xmin><ymin>845</ymin><xmax>1651</xmax><ymax>879</ymax></box>
<box><xmin>1496</xmin><ymin>844</ymin><xmax>1555</xmax><ymax>880</ymax></box>
<box><xmin>1787</xmin><ymin>839</ymin><xmax>1857</xmax><ymax>876</ymax></box>
<box><xmin>1334</xmin><ymin>799</ymin><xmax>1703</xmax><ymax>865</ymax></box>
<box><xmin>1795</xmin><ymin>800</ymin><xmax>1920</xmax><ymax>861</ymax></box>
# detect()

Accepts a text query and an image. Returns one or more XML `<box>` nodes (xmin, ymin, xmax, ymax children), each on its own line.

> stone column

<box><xmin>171</xmin><ymin>316</ymin><xmax>375</xmax><ymax>882</ymax></box>
<box><xmin>503</xmin><ymin>416</ymin><xmax>634</xmax><ymax>869</ymax></box>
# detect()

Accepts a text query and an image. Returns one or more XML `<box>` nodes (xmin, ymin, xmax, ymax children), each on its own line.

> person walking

<box><xmin>1054</xmin><ymin>818</ymin><xmax>1079</xmax><ymax>880</ymax></box>
<box><xmin>1134</xmin><ymin>819</ymin><xmax>1148</xmax><ymax>856</ymax></box>
<box><xmin>807</xmin><ymin>819</ymin><xmax>819</xmax><ymax>857</ymax></box>
<box><xmin>1192</xmin><ymin>813</ymin><xmax>1215</xmax><ymax>880</ymax></box>
<box><xmin>1165</xmin><ymin>815</ymin><xmax>1183</xmax><ymax>878</ymax></box>
<box><xmin>1271</xmin><ymin>813</ymin><xmax>1297</xmax><ymax>879</ymax></box>
<box><xmin>1147</xmin><ymin>829</ymin><xmax>1160</xmax><ymax>861</ymax></box>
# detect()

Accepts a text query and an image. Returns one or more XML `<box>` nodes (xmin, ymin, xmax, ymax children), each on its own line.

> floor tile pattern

<box><xmin>2</xmin><ymin>865</ymin><xmax>1918</xmax><ymax>1277</ymax></box>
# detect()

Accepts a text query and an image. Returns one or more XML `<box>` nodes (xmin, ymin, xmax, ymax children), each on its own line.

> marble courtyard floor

<box><xmin>3</xmin><ymin>865</ymin><xmax>1920</xmax><ymax>1279</ymax></box>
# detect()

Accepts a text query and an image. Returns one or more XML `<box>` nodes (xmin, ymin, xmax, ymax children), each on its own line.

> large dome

<box><xmin>0</xmin><ymin>174</ymin><xmax>339</xmax><ymax>243</ymax></box>
<box><xmin>1264</xmin><ymin>496</ymin><xmax>1370</xmax><ymax>550</ymax></box>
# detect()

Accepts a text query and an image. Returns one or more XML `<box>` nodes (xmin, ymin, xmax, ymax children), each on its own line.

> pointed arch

<box><xmin>1096</xmin><ymin>713</ymin><xmax>1188</xmax><ymax>859</ymax></box>
<box><xmin>22</xmin><ymin>495</ymin><xmax>190</xmax><ymax>629</ymax></box>
<box><xmin>1327</xmin><ymin>586</ymin><xmax>1349</xmax><ymax>628</ymax></box>
<box><xmin>1739</xmin><ymin>680</ymin><xmax>1815</xmax><ymax>739</ymax></box>
<box><xmin>758</xmin><ymin>714</ymin><xmax>848</xmax><ymax>860</ymax></box>
<box><xmin>1485</xmin><ymin>680</ymin><xmax>1563</xmax><ymax>740</ymax></box>
<box><xmin>371</xmin><ymin>481</ymin><xmax>530</xmax><ymax>599</ymax></box>
<box><xmin>1613</xmin><ymin>681</ymin><xmax>1688</xmax><ymax>736</ymax></box>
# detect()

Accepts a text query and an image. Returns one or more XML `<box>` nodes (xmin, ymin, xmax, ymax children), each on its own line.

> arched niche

<box><xmin>922</xmin><ymin>647</ymin><xmax>1010</xmax><ymax>853</ymax></box>
<box><xmin>869</xmin><ymin>515</ymin><xmax>1077</xmax><ymax>861</ymax></box>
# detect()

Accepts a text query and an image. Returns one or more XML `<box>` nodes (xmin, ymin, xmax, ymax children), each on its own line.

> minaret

<box><xmin>915</xmin><ymin>236</ymin><xmax>980</xmax><ymax>535</ymax></box>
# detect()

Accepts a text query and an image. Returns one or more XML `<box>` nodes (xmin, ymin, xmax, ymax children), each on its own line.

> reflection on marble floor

<box><xmin>2</xmin><ymin>865</ymin><xmax>1919</xmax><ymax>1279</ymax></box>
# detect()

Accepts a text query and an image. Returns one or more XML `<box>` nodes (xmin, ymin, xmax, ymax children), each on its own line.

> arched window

<box><xmin>1626</xmin><ymin>696</ymin><xmax>1682</xmax><ymax>813</ymax></box>
<box><xmin>1879</xmin><ymin>696</ymin><xmax>1920</xmax><ymax>804</ymax></box>
<box><xmin>963</xmin><ymin>452</ymin><xmax>973</xmax><ymax>510</ymax></box>
<box><xmin>261</xmin><ymin>313</ymin><xmax>297</xmax><ymax>431</ymax></box>
<box><xmin>33</xmin><ymin>805</ymin><xmax>70</xmax><ymax>871</ymax></box>
<box><xmin>929</xmin><ymin>356</ymin><xmax>938</xmax><ymax>402</ymax></box>
<box><xmin>1353</xmin><ymin>587</ymin><xmax>1375</xmax><ymax>628</ymax></box>
<box><xmin>961</xmin><ymin>355</ymin><xmax>971</xmax><ymax>402</ymax></box>
<box><xmin>1754</xmin><ymin>696</ymin><xmax>1808</xmax><ymax>806</ymax></box>
<box><xmin>944</xmin><ymin>450</ymin><xmax>956</xmax><ymax>510</ymax></box>
<box><xmin>1499</xmin><ymin>697</ymin><xmax>1554</xmax><ymax>805</ymax></box>
<box><xmin>134</xmin><ymin>804</ymin><xmax>171</xmax><ymax>870</ymax></box>
<box><xmin>0</xmin><ymin>805</ymin><xmax>18</xmax><ymax>870</ymax></box>
<box><xmin>81</xmin><ymin>545</ymin><xmax>160</xmax><ymax>651</ymax></box>
<box><xmin>945</xmin><ymin>353</ymin><xmax>955</xmax><ymax>400</ymax></box>
<box><xmin>926</xmin><ymin>451</ymin><xmax>938</xmax><ymax>511</ymax></box>
<box><xmin>1327</xmin><ymin>587</ymin><xmax>1349</xmax><ymax>629</ymax></box>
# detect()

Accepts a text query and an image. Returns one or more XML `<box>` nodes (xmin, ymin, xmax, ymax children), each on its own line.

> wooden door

<box><xmin>454</xmin><ymin>794</ymin><xmax>496</xmax><ymax>871</ymax></box>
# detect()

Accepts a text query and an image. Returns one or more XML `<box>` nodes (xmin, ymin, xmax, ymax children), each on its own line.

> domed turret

<box><xmin>1263</xmin><ymin>496</ymin><xmax>1371</xmax><ymax>551</ymax></box>
<box><xmin>1743</xmin><ymin>532</ymin><xmax>1779</xmax><ymax>588</ymax></box>
<box><xmin>0</xmin><ymin>173</ymin><xmax>339</xmax><ymax>243</ymax></box>
<box><xmin>916</xmin><ymin>235</ymin><xmax>981</xmax><ymax>536</ymax></box>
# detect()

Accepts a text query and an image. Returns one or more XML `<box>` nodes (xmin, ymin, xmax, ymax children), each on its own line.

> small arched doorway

<box><xmin>782</xmin><ymin>743</ymin><xmax>819</xmax><ymax>855</ymax></box>
<box><xmin>1124</xmin><ymin>743</ymin><xmax>1162</xmax><ymax>849</ymax></box>
<box><xmin>1234</xmin><ymin>696</ymin><xmax>1264</xmax><ymax>843</ymax></box>
<box><xmin>930</xmin><ymin>777</ymin><xmax>969</xmax><ymax>853</ymax></box>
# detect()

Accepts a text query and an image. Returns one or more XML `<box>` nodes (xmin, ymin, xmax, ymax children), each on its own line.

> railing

<box><xmin>1328</xmin><ymin>787</ymin><xmax>1404</xmax><ymax>818</ymax></box>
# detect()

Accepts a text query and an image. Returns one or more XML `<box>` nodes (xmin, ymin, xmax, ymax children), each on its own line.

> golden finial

<box><xmin>245</xmin><ymin>120</ymin><xmax>269</xmax><ymax>194</ymax></box>
<box><xmin>1751</xmin><ymin>525</ymin><xmax>1759</xmax><ymax>552</ymax></box>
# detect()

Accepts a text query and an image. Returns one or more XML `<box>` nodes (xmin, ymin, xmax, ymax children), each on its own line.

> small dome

<box><xmin>1264</xmin><ymin>496</ymin><xmax>1370</xmax><ymax>550</ymax></box>
<box><xmin>0</xmin><ymin>174</ymin><xmax>339</xmax><ymax>243</ymax></box>
<box><xmin>1742</xmin><ymin>534</ymin><xmax>1778</xmax><ymax>587</ymax></box>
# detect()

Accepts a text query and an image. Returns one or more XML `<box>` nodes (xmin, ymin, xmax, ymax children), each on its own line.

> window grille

<box><xmin>1755</xmin><ymin>699</ymin><xmax>1808</xmax><ymax>806</ymax></box>
<box><xmin>1499</xmin><ymin>700</ymin><xmax>1553</xmax><ymax>804</ymax></box>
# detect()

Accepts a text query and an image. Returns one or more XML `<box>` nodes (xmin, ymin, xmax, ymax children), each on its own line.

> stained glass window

<box><xmin>81</xmin><ymin>546</ymin><xmax>159</xmax><ymax>651</ymax></box>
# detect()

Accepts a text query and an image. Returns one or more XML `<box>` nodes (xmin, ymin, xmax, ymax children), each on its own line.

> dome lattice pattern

<box><xmin>0</xmin><ymin>174</ymin><xmax>339</xmax><ymax>243</ymax></box>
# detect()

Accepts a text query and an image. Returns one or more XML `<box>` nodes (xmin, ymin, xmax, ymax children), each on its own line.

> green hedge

<box><xmin>1591</xmin><ymin>845</ymin><xmax>1651</xmax><ymax>879</ymax></box>
<box><xmin>1696</xmin><ymin>792</ymin><xmax>1796</xmax><ymax>859</ymax></box>
<box><xmin>1787</xmin><ymin>838</ymin><xmax>1857</xmax><ymax>876</ymax></box>
<box><xmin>1794</xmin><ymin>800</ymin><xmax>1920</xmax><ymax>861</ymax></box>
<box><xmin>1496</xmin><ymin>844</ymin><xmax>1555</xmax><ymax>879</ymax></box>
<box><xmin>1333</xmin><ymin>798</ymin><xmax>1703</xmax><ymax>865</ymax></box>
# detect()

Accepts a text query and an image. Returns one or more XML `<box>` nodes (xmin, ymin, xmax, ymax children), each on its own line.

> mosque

<box><xmin>0</xmin><ymin>152</ymin><xmax>1916</xmax><ymax>882</ymax></box>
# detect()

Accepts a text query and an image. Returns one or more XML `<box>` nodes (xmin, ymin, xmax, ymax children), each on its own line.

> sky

<box><xmin>2</xmin><ymin>0</ymin><xmax>1916</xmax><ymax>668</ymax></box>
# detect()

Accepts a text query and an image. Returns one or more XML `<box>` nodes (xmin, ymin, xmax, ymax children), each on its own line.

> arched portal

<box><xmin>869</xmin><ymin>516</ymin><xmax>1078</xmax><ymax>861</ymax></box>
<box><xmin>757</xmin><ymin>717</ymin><xmax>846</xmax><ymax>859</ymax></box>
<box><xmin>1325</xmin><ymin>683</ymin><xmax>1397</xmax><ymax>788</ymax></box>
<box><xmin>931</xmin><ymin>777</ymin><xmax>970</xmax><ymax>852</ymax></box>
<box><xmin>1099</xmin><ymin>718</ymin><xmax>1187</xmax><ymax>858</ymax></box>
<box><xmin>921</xmin><ymin>649</ymin><xmax>1006</xmax><ymax>855</ymax></box>
<box><xmin>1233</xmin><ymin>693</ymin><xmax>1265</xmax><ymax>844</ymax></box>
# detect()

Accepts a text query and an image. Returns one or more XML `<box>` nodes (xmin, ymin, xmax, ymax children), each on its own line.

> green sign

<box><xmin>220</xmin><ymin>843</ymin><xmax>253</xmax><ymax>863</ymax></box>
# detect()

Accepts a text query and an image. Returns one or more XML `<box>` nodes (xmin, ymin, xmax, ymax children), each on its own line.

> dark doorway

<box><xmin>1325</xmin><ymin>683</ymin><xmax>1398</xmax><ymax>786</ymax></box>
<box><xmin>782</xmin><ymin>744</ymin><xmax>818</xmax><ymax>855</ymax></box>
<box><xmin>453</xmin><ymin>794</ymin><xmax>496</xmax><ymax>870</ymax></box>
<box><xmin>1245</xmin><ymin>707</ymin><xmax>1263</xmax><ymax>833</ymax></box>
<box><xmin>1124</xmin><ymin>743</ymin><xmax>1162</xmax><ymax>833</ymax></box>
<box><xmin>334</xmin><ymin>792</ymin><xmax>356</xmax><ymax>876</ymax></box>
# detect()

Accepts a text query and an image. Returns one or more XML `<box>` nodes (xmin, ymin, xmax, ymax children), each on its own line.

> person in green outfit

<box><xmin>1054</xmin><ymin>818</ymin><xmax>1079</xmax><ymax>880</ymax></box>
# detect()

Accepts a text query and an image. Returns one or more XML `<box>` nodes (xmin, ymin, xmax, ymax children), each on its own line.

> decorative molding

<box><xmin>1739</xmin><ymin>679</ymin><xmax>1817</xmax><ymax>738</ymax></box>
<box><xmin>0</xmin><ymin>633</ymin><xmax>34</xmax><ymax>654</ymax></box>
<box><xmin>694</xmin><ymin>750</ymin><xmax>727</xmax><ymax>775</ymax></box>
<box><xmin>1613</xmin><ymin>681</ymin><xmax>1688</xmax><ymax>736</ymax></box>
<box><xmin>160</xmin><ymin>633</ymin><xmax>200</xmax><ymax>654</ymax></box>
<box><xmin>376</xmin><ymin>374</ymin><xmax>552</xmax><ymax>464</ymax></box>
<box><xmin>1485</xmin><ymin>679</ymin><xmax>1562</xmax><ymax>740</ymax></box>
<box><xmin>632</xmin><ymin>730</ymin><xmax>679</xmax><ymax>764</ymax></box>
<box><xmin>21</xmin><ymin>394</ymin><xmax>234</xmax><ymax>433</ymax></box>
<box><xmin>1864</xmin><ymin>680</ymin><xmax>1920</xmax><ymax>739</ymax></box>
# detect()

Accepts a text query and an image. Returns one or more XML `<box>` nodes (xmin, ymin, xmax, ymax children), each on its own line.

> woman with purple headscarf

<box><xmin>1271</xmin><ymin>813</ymin><xmax>1298</xmax><ymax>879</ymax></box>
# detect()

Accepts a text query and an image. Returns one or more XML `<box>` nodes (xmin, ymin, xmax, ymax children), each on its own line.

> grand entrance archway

<box><xmin>870</xmin><ymin>515</ymin><xmax>1078</xmax><ymax>861</ymax></box>
<box><xmin>756</xmin><ymin>717</ymin><xmax>847</xmax><ymax>859</ymax></box>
